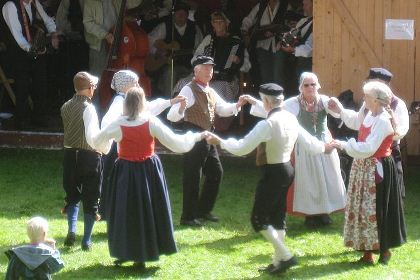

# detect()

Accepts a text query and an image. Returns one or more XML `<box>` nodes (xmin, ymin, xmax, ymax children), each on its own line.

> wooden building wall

<box><xmin>313</xmin><ymin>0</ymin><xmax>420</xmax><ymax>155</ymax></box>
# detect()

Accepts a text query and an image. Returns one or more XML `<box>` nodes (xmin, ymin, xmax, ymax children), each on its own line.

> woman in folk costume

<box><xmin>99</xmin><ymin>70</ymin><xmax>184</xmax><ymax>219</ymax></box>
<box><xmin>285</xmin><ymin>72</ymin><xmax>345</xmax><ymax>226</ymax></box>
<box><xmin>93</xmin><ymin>87</ymin><xmax>204</xmax><ymax>268</ymax></box>
<box><xmin>331</xmin><ymin>81</ymin><xmax>406</xmax><ymax>265</ymax></box>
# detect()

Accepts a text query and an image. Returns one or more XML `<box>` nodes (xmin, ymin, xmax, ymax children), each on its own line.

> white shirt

<box><xmin>93</xmin><ymin>114</ymin><xmax>202</xmax><ymax>155</ymax></box>
<box><xmin>148</xmin><ymin>21</ymin><xmax>203</xmax><ymax>54</ymax></box>
<box><xmin>241</xmin><ymin>2</ymin><xmax>281</xmax><ymax>53</ymax></box>
<box><xmin>220</xmin><ymin>109</ymin><xmax>325</xmax><ymax>163</ymax></box>
<box><xmin>101</xmin><ymin>93</ymin><xmax>171</xmax><ymax>129</ymax></box>
<box><xmin>82</xmin><ymin>102</ymin><xmax>101</xmax><ymax>150</ymax></box>
<box><xmin>2</xmin><ymin>0</ymin><xmax>56</xmax><ymax>52</ymax></box>
<box><xmin>339</xmin><ymin>96</ymin><xmax>409</xmax><ymax>142</ymax></box>
<box><xmin>167</xmin><ymin>82</ymin><xmax>239</xmax><ymax>122</ymax></box>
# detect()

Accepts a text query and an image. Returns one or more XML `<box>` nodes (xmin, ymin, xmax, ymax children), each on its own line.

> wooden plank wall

<box><xmin>313</xmin><ymin>0</ymin><xmax>420</xmax><ymax>156</ymax></box>
<box><xmin>313</xmin><ymin>0</ymin><xmax>416</xmax><ymax>104</ymax></box>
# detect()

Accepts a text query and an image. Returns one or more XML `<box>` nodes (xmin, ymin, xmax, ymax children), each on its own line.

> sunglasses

<box><xmin>303</xmin><ymin>83</ymin><xmax>316</xmax><ymax>88</ymax></box>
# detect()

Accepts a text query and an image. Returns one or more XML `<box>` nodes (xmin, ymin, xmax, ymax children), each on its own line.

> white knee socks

<box><xmin>260</xmin><ymin>225</ymin><xmax>292</xmax><ymax>264</ymax></box>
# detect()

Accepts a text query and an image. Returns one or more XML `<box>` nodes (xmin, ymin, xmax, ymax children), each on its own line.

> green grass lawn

<box><xmin>0</xmin><ymin>148</ymin><xmax>419</xmax><ymax>279</ymax></box>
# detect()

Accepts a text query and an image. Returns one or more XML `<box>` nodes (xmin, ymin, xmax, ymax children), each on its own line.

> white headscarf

<box><xmin>111</xmin><ymin>70</ymin><xmax>139</xmax><ymax>93</ymax></box>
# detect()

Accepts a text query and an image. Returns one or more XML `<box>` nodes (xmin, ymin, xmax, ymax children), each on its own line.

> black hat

<box><xmin>191</xmin><ymin>55</ymin><xmax>215</xmax><ymax>68</ymax></box>
<box><xmin>367</xmin><ymin>68</ymin><xmax>393</xmax><ymax>82</ymax></box>
<box><xmin>259</xmin><ymin>83</ymin><xmax>284</xmax><ymax>96</ymax></box>
<box><xmin>174</xmin><ymin>1</ymin><xmax>189</xmax><ymax>13</ymax></box>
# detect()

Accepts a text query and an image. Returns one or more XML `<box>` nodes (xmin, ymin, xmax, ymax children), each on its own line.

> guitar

<box><xmin>144</xmin><ymin>40</ymin><xmax>194</xmax><ymax>72</ymax></box>
<box><xmin>246</xmin><ymin>23</ymin><xmax>289</xmax><ymax>47</ymax></box>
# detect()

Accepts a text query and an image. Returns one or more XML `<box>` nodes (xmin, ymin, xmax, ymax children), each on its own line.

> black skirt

<box><xmin>376</xmin><ymin>156</ymin><xmax>407</xmax><ymax>251</ymax></box>
<box><xmin>107</xmin><ymin>155</ymin><xmax>177</xmax><ymax>262</ymax></box>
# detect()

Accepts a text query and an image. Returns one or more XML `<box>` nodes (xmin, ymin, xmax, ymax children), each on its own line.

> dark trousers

<box><xmin>9</xmin><ymin>46</ymin><xmax>48</xmax><ymax>123</ymax></box>
<box><xmin>63</xmin><ymin>148</ymin><xmax>103</xmax><ymax>215</ymax></box>
<box><xmin>181</xmin><ymin>140</ymin><xmax>223</xmax><ymax>220</ymax></box>
<box><xmin>251</xmin><ymin>162</ymin><xmax>294</xmax><ymax>232</ymax></box>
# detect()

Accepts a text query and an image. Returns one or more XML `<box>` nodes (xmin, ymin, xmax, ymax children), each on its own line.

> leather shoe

<box><xmin>81</xmin><ymin>242</ymin><xmax>92</xmax><ymax>251</ymax></box>
<box><xmin>378</xmin><ymin>253</ymin><xmax>391</xmax><ymax>265</ymax></box>
<box><xmin>270</xmin><ymin>256</ymin><xmax>298</xmax><ymax>274</ymax></box>
<box><xmin>180</xmin><ymin>219</ymin><xmax>202</xmax><ymax>227</ymax></box>
<box><xmin>64</xmin><ymin>232</ymin><xmax>76</xmax><ymax>246</ymax></box>
<box><xmin>354</xmin><ymin>257</ymin><xmax>374</xmax><ymax>265</ymax></box>
<box><xmin>198</xmin><ymin>213</ymin><xmax>219</xmax><ymax>222</ymax></box>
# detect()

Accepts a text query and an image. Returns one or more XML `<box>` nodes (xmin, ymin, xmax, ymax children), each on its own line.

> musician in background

<box><xmin>2</xmin><ymin>0</ymin><xmax>59</xmax><ymax>129</ymax></box>
<box><xmin>241</xmin><ymin>0</ymin><xmax>289</xmax><ymax>86</ymax></box>
<box><xmin>147</xmin><ymin>1</ymin><xmax>203</xmax><ymax>98</ymax></box>
<box><xmin>83</xmin><ymin>0</ymin><xmax>142</xmax><ymax>78</ymax></box>
<box><xmin>281</xmin><ymin>0</ymin><xmax>313</xmax><ymax>87</ymax></box>
<box><xmin>128</xmin><ymin>0</ymin><xmax>172</xmax><ymax>33</ymax></box>
<box><xmin>56</xmin><ymin>0</ymin><xmax>89</xmax><ymax>101</ymax></box>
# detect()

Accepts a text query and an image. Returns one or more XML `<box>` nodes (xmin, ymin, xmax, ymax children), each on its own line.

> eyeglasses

<box><xmin>303</xmin><ymin>83</ymin><xmax>316</xmax><ymax>88</ymax></box>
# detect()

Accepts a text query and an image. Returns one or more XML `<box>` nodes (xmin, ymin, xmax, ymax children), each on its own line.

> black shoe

<box><xmin>258</xmin><ymin>263</ymin><xmax>276</xmax><ymax>273</ymax></box>
<box><xmin>198</xmin><ymin>213</ymin><xmax>219</xmax><ymax>222</ymax></box>
<box><xmin>270</xmin><ymin>256</ymin><xmax>298</xmax><ymax>274</ymax></box>
<box><xmin>304</xmin><ymin>216</ymin><xmax>320</xmax><ymax>227</ymax></box>
<box><xmin>133</xmin><ymin>262</ymin><xmax>146</xmax><ymax>271</ymax></box>
<box><xmin>378</xmin><ymin>253</ymin><xmax>391</xmax><ymax>265</ymax></box>
<box><xmin>318</xmin><ymin>214</ymin><xmax>332</xmax><ymax>226</ymax></box>
<box><xmin>180</xmin><ymin>219</ymin><xmax>202</xmax><ymax>227</ymax></box>
<box><xmin>81</xmin><ymin>242</ymin><xmax>92</xmax><ymax>251</ymax></box>
<box><xmin>64</xmin><ymin>232</ymin><xmax>76</xmax><ymax>246</ymax></box>
<box><xmin>113</xmin><ymin>259</ymin><xmax>127</xmax><ymax>267</ymax></box>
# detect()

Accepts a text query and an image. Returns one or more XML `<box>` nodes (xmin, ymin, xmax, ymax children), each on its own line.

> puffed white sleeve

<box><xmin>220</xmin><ymin>120</ymin><xmax>271</xmax><ymax>156</ymax></box>
<box><xmin>214</xmin><ymin>92</ymin><xmax>240</xmax><ymax>117</ymax></box>
<box><xmin>83</xmin><ymin>104</ymin><xmax>100</xmax><ymax>150</ymax></box>
<box><xmin>393</xmin><ymin>100</ymin><xmax>409</xmax><ymax>140</ymax></box>
<box><xmin>147</xmin><ymin>98</ymin><xmax>171</xmax><ymax>116</ymax></box>
<box><xmin>343</xmin><ymin>118</ymin><xmax>394</xmax><ymax>159</ymax></box>
<box><xmin>249</xmin><ymin>99</ymin><xmax>268</xmax><ymax>118</ymax></box>
<box><xmin>320</xmin><ymin>95</ymin><xmax>340</xmax><ymax>118</ymax></box>
<box><xmin>167</xmin><ymin>86</ymin><xmax>194</xmax><ymax>122</ymax></box>
<box><xmin>241</xmin><ymin>4</ymin><xmax>259</xmax><ymax>32</ymax></box>
<box><xmin>283</xmin><ymin>97</ymin><xmax>300</xmax><ymax>116</ymax></box>
<box><xmin>92</xmin><ymin>121</ymin><xmax>122</xmax><ymax>154</ymax></box>
<box><xmin>296</xmin><ymin>125</ymin><xmax>325</xmax><ymax>154</ymax></box>
<box><xmin>340</xmin><ymin>103</ymin><xmax>366</xmax><ymax>130</ymax></box>
<box><xmin>149</xmin><ymin>117</ymin><xmax>202</xmax><ymax>153</ymax></box>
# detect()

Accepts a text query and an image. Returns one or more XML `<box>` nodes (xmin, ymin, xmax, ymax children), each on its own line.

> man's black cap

<box><xmin>367</xmin><ymin>68</ymin><xmax>393</xmax><ymax>82</ymax></box>
<box><xmin>259</xmin><ymin>83</ymin><xmax>284</xmax><ymax>96</ymax></box>
<box><xmin>174</xmin><ymin>1</ymin><xmax>190</xmax><ymax>12</ymax></box>
<box><xmin>191</xmin><ymin>55</ymin><xmax>215</xmax><ymax>68</ymax></box>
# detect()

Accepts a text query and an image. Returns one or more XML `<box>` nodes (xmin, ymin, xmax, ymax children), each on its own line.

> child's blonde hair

<box><xmin>27</xmin><ymin>216</ymin><xmax>48</xmax><ymax>243</ymax></box>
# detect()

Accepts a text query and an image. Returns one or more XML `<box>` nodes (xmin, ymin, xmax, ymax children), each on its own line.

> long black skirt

<box><xmin>107</xmin><ymin>155</ymin><xmax>177</xmax><ymax>262</ymax></box>
<box><xmin>376</xmin><ymin>156</ymin><xmax>407</xmax><ymax>251</ymax></box>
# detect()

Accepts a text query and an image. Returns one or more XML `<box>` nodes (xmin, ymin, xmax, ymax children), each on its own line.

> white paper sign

<box><xmin>385</xmin><ymin>19</ymin><xmax>415</xmax><ymax>40</ymax></box>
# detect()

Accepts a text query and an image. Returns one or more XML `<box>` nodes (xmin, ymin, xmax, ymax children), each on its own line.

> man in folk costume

<box><xmin>328</xmin><ymin>68</ymin><xmax>410</xmax><ymax>198</ymax></box>
<box><xmin>167</xmin><ymin>55</ymin><xmax>245</xmax><ymax>227</ymax></box>
<box><xmin>205</xmin><ymin>84</ymin><xmax>334</xmax><ymax>274</ymax></box>
<box><xmin>241</xmin><ymin>0</ymin><xmax>289</xmax><ymax>86</ymax></box>
<box><xmin>2</xmin><ymin>0</ymin><xmax>59</xmax><ymax>129</ymax></box>
<box><xmin>60</xmin><ymin>71</ymin><xmax>102</xmax><ymax>251</ymax></box>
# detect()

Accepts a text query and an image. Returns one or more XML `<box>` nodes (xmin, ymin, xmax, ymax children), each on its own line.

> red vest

<box><xmin>118</xmin><ymin>122</ymin><xmax>154</xmax><ymax>162</ymax></box>
<box><xmin>358</xmin><ymin>124</ymin><xmax>393</xmax><ymax>158</ymax></box>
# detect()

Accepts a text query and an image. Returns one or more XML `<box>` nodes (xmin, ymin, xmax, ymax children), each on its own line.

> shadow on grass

<box><xmin>56</xmin><ymin>263</ymin><xmax>160</xmax><ymax>279</ymax></box>
<box><xmin>232</xmin><ymin>251</ymin><xmax>371</xmax><ymax>280</ymax></box>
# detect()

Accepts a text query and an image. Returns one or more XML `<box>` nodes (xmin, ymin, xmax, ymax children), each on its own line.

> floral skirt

<box><xmin>344</xmin><ymin>157</ymin><xmax>379</xmax><ymax>251</ymax></box>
